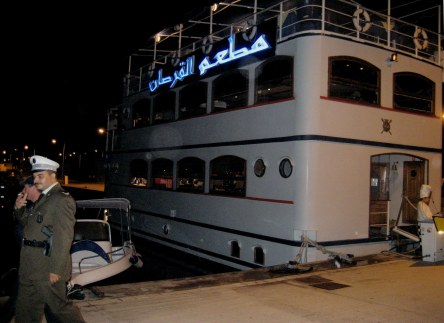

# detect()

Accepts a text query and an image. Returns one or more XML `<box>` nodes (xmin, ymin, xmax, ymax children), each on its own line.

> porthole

<box><xmin>279</xmin><ymin>158</ymin><xmax>293</xmax><ymax>178</ymax></box>
<box><xmin>254</xmin><ymin>159</ymin><xmax>266</xmax><ymax>177</ymax></box>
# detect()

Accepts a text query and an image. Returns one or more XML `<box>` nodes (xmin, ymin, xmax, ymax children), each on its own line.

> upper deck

<box><xmin>125</xmin><ymin>0</ymin><xmax>442</xmax><ymax>97</ymax></box>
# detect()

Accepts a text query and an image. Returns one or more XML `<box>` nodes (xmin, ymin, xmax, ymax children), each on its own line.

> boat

<box><xmin>67</xmin><ymin>198</ymin><xmax>142</xmax><ymax>299</ymax></box>
<box><xmin>103</xmin><ymin>0</ymin><xmax>443</xmax><ymax>270</ymax></box>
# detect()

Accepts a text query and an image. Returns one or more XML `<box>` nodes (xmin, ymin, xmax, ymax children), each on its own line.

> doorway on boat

<box><xmin>369</xmin><ymin>154</ymin><xmax>427</xmax><ymax>239</ymax></box>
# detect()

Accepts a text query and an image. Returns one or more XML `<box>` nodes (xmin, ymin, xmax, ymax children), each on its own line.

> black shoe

<box><xmin>67</xmin><ymin>284</ymin><xmax>85</xmax><ymax>300</ymax></box>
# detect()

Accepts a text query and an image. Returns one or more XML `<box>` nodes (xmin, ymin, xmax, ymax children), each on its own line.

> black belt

<box><xmin>23</xmin><ymin>239</ymin><xmax>47</xmax><ymax>248</ymax></box>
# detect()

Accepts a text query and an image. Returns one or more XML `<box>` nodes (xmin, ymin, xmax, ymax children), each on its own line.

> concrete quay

<box><xmin>75</xmin><ymin>253</ymin><xmax>443</xmax><ymax>323</ymax></box>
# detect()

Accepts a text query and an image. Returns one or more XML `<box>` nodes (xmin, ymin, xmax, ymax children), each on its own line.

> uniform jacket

<box><xmin>15</xmin><ymin>184</ymin><xmax>76</xmax><ymax>281</ymax></box>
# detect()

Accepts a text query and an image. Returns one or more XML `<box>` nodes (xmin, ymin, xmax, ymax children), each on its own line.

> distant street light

<box><xmin>51</xmin><ymin>139</ymin><xmax>66</xmax><ymax>180</ymax></box>
<box><xmin>61</xmin><ymin>141</ymin><xmax>66</xmax><ymax>180</ymax></box>
<box><xmin>98</xmin><ymin>128</ymin><xmax>106</xmax><ymax>158</ymax></box>
<box><xmin>20</xmin><ymin>145</ymin><xmax>29</xmax><ymax>170</ymax></box>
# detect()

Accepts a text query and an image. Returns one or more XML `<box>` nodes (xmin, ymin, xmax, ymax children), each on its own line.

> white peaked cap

<box><xmin>419</xmin><ymin>184</ymin><xmax>432</xmax><ymax>198</ymax></box>
<box><xmin>30</xmin><ymin>155</ymin><xmax>60</xmax><ymax>172</ymax></box>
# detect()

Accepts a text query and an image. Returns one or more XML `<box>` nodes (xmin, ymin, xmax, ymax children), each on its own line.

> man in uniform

<box><xmin>1</xmin><ymin>175</ymin><xmax>56</xmax><ymax>322</ymax></box>
<box><xmin>14</xmin><ymin>155</ymin><xmax>85</xmax><ymax>323</ymax></box>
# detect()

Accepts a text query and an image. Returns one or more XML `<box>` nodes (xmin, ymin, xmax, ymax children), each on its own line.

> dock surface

<box><xmin>74</xmin><ymin>254</ymin><xmax>443</xmax><ymax>322</ymax></box>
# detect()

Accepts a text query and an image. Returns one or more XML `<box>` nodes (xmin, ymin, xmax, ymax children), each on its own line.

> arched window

<box><xmin>210</xmin><ymin>155</ymin><xmax>246</xmax><ymax>197</ymax></box>
<box><xmin>255</xmin><ymin>56</ymin><xmax>293</xmax><ymax>104</ymax></box>
<box><xmin>179</xmin><ymin>82</ymin><xmax>208</xmax><ymax>119</ymax></box>
<box><xmin>177</xmin><ymin>157</ymin><xmax>205</xmax><ymax>192</ymax></box>
<box><xmin>212</xmin><ymin>70</ymin><xmax>248</xmax><ymax>112</ymax></box>
<box><xmin>393</xmin><ymin>72</ymin><xmax>434</xmax><ymax>114</ymax></box>
<box><xmin>151</xmin><ymin>158</ymin><xmax>173</xmax><ymax>190</ymax></box>
<box><xmin>132</xmin><ymin>98</ymin><xmax>151</xmax><ymax>128</ymax></box>
<box><xmin>230</xmin><ymin>240</ymin><xmax>240</xmax><ymax>258</ymax></box>
<box><xmin>329</xmin><ymin>56</ymin><xmax>380</xmax><ymax>105</ymax></box>
<box><xmin>153</xmin><ymin>91</ymin><xmax>175</xmax><ymax>124</ymax></box>
<box><xmin>129</xmin><ymin>159</ymin><xmax>148</xmax><ymax>186</ymax></box>
<box><xmin>254</xmin><ymin>246</ymin><xmax>264</xmax><ymax>265</ymax></box>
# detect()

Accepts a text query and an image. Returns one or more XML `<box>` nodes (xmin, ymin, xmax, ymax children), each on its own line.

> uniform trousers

<box><xmin>15</xmin><ymin>277</ymin><xmax>85</xmax><ymax>323</ymax></box>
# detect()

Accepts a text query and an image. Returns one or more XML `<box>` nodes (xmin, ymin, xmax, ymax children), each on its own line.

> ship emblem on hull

<box><xmin>381</xmin><ymin>118</ymin><xmax>392</xmax><ymax>135</ymax></box>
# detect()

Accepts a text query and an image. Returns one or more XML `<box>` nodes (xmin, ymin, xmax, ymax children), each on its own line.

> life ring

<box><xmin>353</xmin><ymin>8</ymin><xmax>371</xmax><ymax>32</ymax></box>
<box><xmin>242</xmin><ymin>25</ymin><xmax>257</xmax><ymax>42</ymax></box>
<box><xmin>202</xmin><ymin>36</ymin><xmax>213</xmax><ymax>54</ymax></box>
<box><xmin>413</xmin><ymin>28</ymin><xmax>429</xmax><ymax>50</ymax></box>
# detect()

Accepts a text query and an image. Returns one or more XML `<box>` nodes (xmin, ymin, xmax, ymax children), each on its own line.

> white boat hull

<box><xmin>70</xmin><ymin>243</ymin><xmax>136</xmax><ymax>287</ymax></box>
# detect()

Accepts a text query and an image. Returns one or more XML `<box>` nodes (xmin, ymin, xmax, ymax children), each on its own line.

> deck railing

<box><xmin>124</xmin><ymin>0</ymin><xmax>441</xmax><ymax>97</ymax></box>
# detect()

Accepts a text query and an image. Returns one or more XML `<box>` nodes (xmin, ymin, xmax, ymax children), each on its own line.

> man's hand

<box><xmin>49</xmin><ymin>273</ymin><xmax>61</xmax><ymax>284</ymax></box>
<box><xmin>15</xmin><ymin>192</ymin><xmax>28</xmax><ymax>209</ymax></box>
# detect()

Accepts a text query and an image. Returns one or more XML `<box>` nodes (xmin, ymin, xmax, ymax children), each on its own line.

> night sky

<box><xmin>2</xmin><ymin>0</ymin><xmax>442</xmax><ymax>153</ymax></box>
<box><xmin>3</xmin><ymin>1</ymin><xmax>211</xmax><ymax>151</ymax></box>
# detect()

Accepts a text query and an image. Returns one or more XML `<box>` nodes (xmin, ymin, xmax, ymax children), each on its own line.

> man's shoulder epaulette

<box><xmin>55</xmin><ymin>190</ymin><xmax>72</xmax><ymax>199</ymax></box>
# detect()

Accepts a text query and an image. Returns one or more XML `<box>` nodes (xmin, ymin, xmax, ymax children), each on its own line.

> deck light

<box><xmin>390</xmin><ymin>52</ymin><xmax>398</xmax><ymax>62</ymax></box>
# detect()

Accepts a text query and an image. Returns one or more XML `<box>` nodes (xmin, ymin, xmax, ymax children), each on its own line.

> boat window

<box><xmin>230</xmin><ymin>240</ymin><xmax>240</xmax><ymax>258</ymax></box>
<box><xmin>210</xmin><ymin>155</ymin><xmax>246</xmax><ymax>197</ymax></box>
<box><xmin>279</xmin><ymin>158</ymin><xmax>293</xmax><ymax>178</ymax></box>
<box><xmin>73</xmin><ymin>222</ymin><xmax>110</xmax><ymax>241</ymax></box>
<box><xmin>393</xmin><ymin>72</ymin><xmax>434</xmax><ymax>114</ymax></box>
<box><xmin>129</xmin><ymin>159</ymin><xmax>148</xmax><ymax>187</ymax></box>
<box><xmin>329</xmin><ymin>56</ymin><xmax>380</xmax><ymax>105</ymax></box>
<box><xmin>177</xmin><ymin>157</ymin><xmax>205</xmax><ymax>193</ymax></box>
<box><xmin>254</xmin><ymin>246</ymin><xmax>264</xmax><ymax>265</ymax></box>
<box><xmin>253</xmin><ymin>159</ymin><xmax>266</xmax><ymax>177</ymax></box>
<box><xmin>255</xmin><ymin>56</ymin><xmax>293</xmax><ymax>104</ymax></box>
<box><xmin>179</xmin><ymin>82</ymin><xmax>208</xmax><ymax>119</ymax></box>
<box><xmin>153</xmin><ymin>91</ymin><xmax>175</xmax><ymax>124</ymax></box>
<box><xmin>212</xmin><ymin>70</ymin><xmax>248</xmax><ymax>112</ymax></box>
<box><xmin>132</xmin><ymin>98</ymin><xmax>151</xmax><ymax>128</ymax></box>
<box><xmin>370</xmin><ymin>162</ymin><xmax>390</xmax><ymax>201</ymax></box>
<box><xmin>151</xmin><ymin>158</ymin><xmax>173</xmax><ymax>190</ymax></box>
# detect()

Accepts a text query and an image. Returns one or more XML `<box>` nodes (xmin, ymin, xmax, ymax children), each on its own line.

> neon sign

<box><xmin>199</xmin><ymin>34</ymin><xmax>270</xmax><ymax>76</ymax></box>
<box><xmin>149</xmin><ymin>57</ymin><xmax>195</xmax><ymax>92</ymax></box>
<box><xmin>147</xmin><ymin>33</ymin><xmax>271</xmax><ymax>93</ymax></box>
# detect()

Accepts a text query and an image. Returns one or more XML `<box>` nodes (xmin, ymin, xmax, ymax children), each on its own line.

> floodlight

<box><xmin>433</xmin><ymin>216</ymin><xmax>444</xmax><ymax>234</ymax></box>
